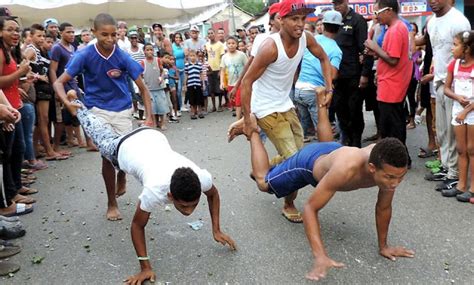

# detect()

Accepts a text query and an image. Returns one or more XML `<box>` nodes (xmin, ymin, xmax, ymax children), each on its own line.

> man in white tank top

<box><xmin>240</xmin><ymin>0</ymin><xmax>333</xmax><ymax>223</ymax></box>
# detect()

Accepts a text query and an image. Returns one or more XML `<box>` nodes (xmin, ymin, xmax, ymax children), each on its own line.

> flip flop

<box><xmin>2</xmin><ymin>203</ymin><xmax>34</xmax><ymax>217</ymax></box>
<box><xmin>281</xmin><ymin>211</ymin><xmax>303</xmax><ymax>223</ymax></box>
<box><xmin>0</xmin><ymin>262</ymin><xmax>20</xmax><ymax>276</ymax></box>
<box><xmin>0</xmin><ymin>244</ymin><xmax>22</xmax><ymax>258</ymax></box>
<box><xmin>13</xmin><ymin>195</ymin><xmax>36</xmax><ymax>204</ymax></box>
<box><xmin>18</xmin><ymin>187</ymin><xmax>38</xmax><ymax>195</ymax></box>
<box><xmin>418</xmin><ymin>147</ymin><xmax>437</xmax><ymax>158</ymax></box>
<box><xmin>45</xmin><ymin>154</ymin><xmax>69</xmax><ymax>161</ymax></box>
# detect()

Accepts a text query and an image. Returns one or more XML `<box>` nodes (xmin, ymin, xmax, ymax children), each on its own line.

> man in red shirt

<box><xmin>364</xmin><ymin>0</ymin><xmax>412</xmax><ymax>166</ymax></box>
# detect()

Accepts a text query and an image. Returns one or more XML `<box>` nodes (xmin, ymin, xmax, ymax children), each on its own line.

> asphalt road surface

<box><xmin>2</xmin><ymin>110</ymin><xmax>473</xmax><ymax>284</ymax></box>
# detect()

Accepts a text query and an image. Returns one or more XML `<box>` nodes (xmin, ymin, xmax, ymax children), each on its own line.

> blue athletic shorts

<box><xmin>265</xmin><ymin>142</ymin><xmax>342</xmax><ymax>198</ymax></box>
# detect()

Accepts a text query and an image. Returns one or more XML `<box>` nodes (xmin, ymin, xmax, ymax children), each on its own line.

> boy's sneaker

<box><xmin>424</xmin><ymin>168</ymin><xmax>447</xmax><ymax>181</ymax></box>
<box><xmin>441</xmin><ymin>188</ymin><xmax>462</xmax><ymax>197</ymax></box>
<box><xmin>435</xmin><ymin>178</ymin><xmax>458</xmax><ymax>191</ymax></box>
<box><xmin>456</xmin><ymin>191</ymin><xmax>473</xmax><ymax>202</ymax></box>
<box><xmin>425</xmin><ymin>159</ymin><xmax>441</xmax><ymax>169</ymax></box>
<box><xmin>169</xmin><ymin>116</ymin><xmax>179</xmax><ymax>123</ymax></box>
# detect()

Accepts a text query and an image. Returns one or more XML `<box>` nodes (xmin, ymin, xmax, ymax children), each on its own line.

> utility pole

<box><xmin>229</xmin><ymin>0</ymin><xmax>236</xmax><ymax>34</ymax></box>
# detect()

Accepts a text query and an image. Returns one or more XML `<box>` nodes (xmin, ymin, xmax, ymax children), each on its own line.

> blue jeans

<box><xmin>176</xmin><ymin>70</ymin><xmax>184</xmax><ymax>109</ymax></box>
<box><xmin>294</xmin><ymin>88</ymin><xmax>318</xmax><ymax>137</ymax></box>
<box><xmin>20</xmin><ymin>103</ymin><xmax>35</xmax><ymax>161</ymax></box>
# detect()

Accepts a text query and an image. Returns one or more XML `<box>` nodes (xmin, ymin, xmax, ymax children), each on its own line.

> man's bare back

<box><xmin>313</xmin><ymin>144</ymin><xmax>377</xmax><ymax>192</ymax></box>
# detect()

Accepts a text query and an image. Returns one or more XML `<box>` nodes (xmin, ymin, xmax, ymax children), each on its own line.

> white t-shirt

<box><xmin>117</xmin><ymin>37</ymin><xmax>131</xmax><ymax>51</ymax></box>
<box><xmin>250</xmin><ymin>33</ymin><xmax>270</xmax><ymax>57</ymax></box>
<box><xmin>427</xmin><ymin>7</ymin><xmax>470</xmax><ymax>83</ymax></box>
<box><xmin>117</xmin><ymin>129</ymin><xmax>213</xmax><ymax>212</ymax></box>
<box><xmin>251</xmin><ymin>32</ymin><xmax>306</xmax><ymax>119</ymax></box>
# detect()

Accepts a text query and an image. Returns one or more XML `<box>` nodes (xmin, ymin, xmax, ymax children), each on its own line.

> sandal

<box><xmin>45</xmin><ymin>154</ymin><xmax>69</xmax><ymax>161</ymax></box>
<box><xmin>1</xmin><ymin>203</ymin><xmax>34</xmax><ymax>217</ymax></box>
<box><xmin>13</xmin><ymin>194</ymin><xmax>36</xmax><ymax>204</ymax></box>
<box><xmin>418</xmin><ymin>147</ymin><xmax>437</xmax><ymax>158</ymax></box>
<box><xmin>18</xmin><ymin>187</ymin><xmax>38</xmax><ymax>195</ymax></box>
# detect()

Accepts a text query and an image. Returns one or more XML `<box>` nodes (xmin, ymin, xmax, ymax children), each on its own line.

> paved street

<box><xmin>1</xmin><ymin>110</ymin><xmax>473</xmax><ymax>284</ymax></box>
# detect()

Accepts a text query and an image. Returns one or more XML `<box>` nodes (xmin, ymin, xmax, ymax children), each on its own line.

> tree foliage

<box><xmin>234</xmin><ymin>0</ymin><xmax>265</xmax><ymax>15</ymax></box>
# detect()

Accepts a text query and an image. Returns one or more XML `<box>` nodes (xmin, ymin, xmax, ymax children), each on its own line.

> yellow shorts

<box><xmin>257</xmin><ymin>109</ymin><xmax>304</xmax><ymax>165</ymax></box>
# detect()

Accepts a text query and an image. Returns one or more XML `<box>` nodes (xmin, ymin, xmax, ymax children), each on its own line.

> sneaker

<box><xmin>190</xmin><ymin>115</ymin><xmax>197</xmax><ymax>120</ymax></box>
<box><xmin>169</xmin><ymin>116</ymin><xmax>179</xmax><ymax>123</ymax></box>
<box><xmin>425</xmin><ymin>159</ymin><xmax>441</xmax><ymax>169</ymax></box>
<box><xmin>441</xmin><ymin>188</ymin><xmax>463</xmax><ymax>197</ymax></box>
<box><xmin>177</xmin><ymin>111</ymin><xmax>182</xmax><ymax>117</ymax></box>
<box><xmin>181</xmin><ymin>106</ymin><xmax>189</xmax><ymax>112</ymax></box>
<box><xmin>456</xmin><ymin>191</ymin><xmax>473</xmax><ymax>202</ymax></box>
<box><xmin>414</xmin><ymin>115</ymin><xmax>422</xmax><ymax>125</ymax></box>
<box><xmin>198</xmin><ymin>113</ymin><xmax>205</xmax><ymax>119</ymax></box>
<box><xmin>424</xmin><ymin>168</ymin><xmax>447</xmax><ymax>181</ymax></box>
<box><xmin>435</xmin><ymin>178</ymin><xmax>458</xmax><ymax>191</ymax></box>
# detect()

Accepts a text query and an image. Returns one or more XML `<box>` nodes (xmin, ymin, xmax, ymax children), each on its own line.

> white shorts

<box><xmin>451</xmin><ymin>101</ymin><xmax>474</xmax><ymax>126</ymax></box>
<box><xmin>90</xmin><ymin>107</ymin><xmax>133</xmax><ymax>135</ymax></box>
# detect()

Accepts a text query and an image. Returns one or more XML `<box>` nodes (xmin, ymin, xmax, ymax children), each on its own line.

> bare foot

<box><xmin>227</xmin><ymin>118</ymin><xmax>245</xmax><ymax>143</ymax></box>
<box><xmin>106</xmin><ymin>206</ymin><xmax>122</xmax><ymax>221</ymax></box>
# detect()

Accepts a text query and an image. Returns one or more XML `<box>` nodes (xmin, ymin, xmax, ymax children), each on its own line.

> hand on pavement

<box><xmin>213</xmin><ymin>231</ymin><xmax>237</xmax><ymax>250</ymax></box>
<box><xmin>123</xmin><ymin>269</ymin><xmax>156</xmax><ymax>285</ymax></box>
<box><xmin>379</xmin><ymin>246</ymin><xmax>415</xmax><ymax>261</ymax></box>
<box><xmin>305</xmin><ymin>256</ymin><xmax>345</xmax><ymax>281</ymax></box>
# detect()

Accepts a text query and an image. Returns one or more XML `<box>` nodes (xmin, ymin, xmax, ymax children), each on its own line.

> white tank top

<box><xmin>251</xmin><ymin>32</ymin><xmax>306</xmax><ymax>119</ymax></box>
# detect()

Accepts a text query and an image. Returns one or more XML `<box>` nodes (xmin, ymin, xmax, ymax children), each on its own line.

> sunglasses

<box><xmin>374</xmin><ymin>7</ymin><xmax>391</xmax><ymax>16</ymax></box>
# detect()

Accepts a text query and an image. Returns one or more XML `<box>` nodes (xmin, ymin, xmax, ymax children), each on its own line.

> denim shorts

<box><xmin>265</xmin><ymin>142</ymin><xmax>343</xmax><ymax>198</ymax></box>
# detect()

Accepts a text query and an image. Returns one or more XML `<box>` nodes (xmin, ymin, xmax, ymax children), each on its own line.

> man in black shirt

<box><xmin>333</xmin><ymin>0</ymin><xmax>373</xmax><ymax>147</ymax></box>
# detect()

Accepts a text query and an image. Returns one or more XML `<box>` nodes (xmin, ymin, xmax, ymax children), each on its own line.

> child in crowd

<box><xmin>238</xmin><ymin>40</ymin><xmax>247</xmax><ymax>54</ymax></box>
<box><xmin>184</xmin><ymin>49</ymin><xmax>204</xmax><ymax>119</ymax></box>
<box><xmin>197</xmin><ymin>50</ymin><xmax>209</xmax><ymax>114</ymax></box>
<box><xmin>166</xmin><ymin>55</ymin><xmax>179</xmax><ymax>122</ymax></box>
<box><xmin>443</xmin><ymin>31</ymin><xmax>474</xmax><ymax>204</ymax></box>
<box><xmin>140</xmin><ymin>43</ymin><xmax>168</xmax><ymax>130</ymax></box>
<box><xmin>220</xmin><ymin>36</ymin><xmax>248</xmax><ymax>119</ymax></box>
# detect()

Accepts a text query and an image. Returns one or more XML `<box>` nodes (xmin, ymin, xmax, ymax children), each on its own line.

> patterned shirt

<box><xmin>185</xmin><ymin>61</ymin><xmax>202</xmax><ymax>87</ymax></box>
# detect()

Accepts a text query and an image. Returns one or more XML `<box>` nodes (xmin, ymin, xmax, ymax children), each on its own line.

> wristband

<box><xmin>137</xmin><ymin>256</ymin><xmax>150</xmax><ymax>261</ymax></box>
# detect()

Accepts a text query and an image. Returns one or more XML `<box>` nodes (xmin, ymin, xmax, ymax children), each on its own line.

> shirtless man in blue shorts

<box><xmin>228</xmin><ymin>90</ymin><xmax>415</xmax><ymax>281</ymax></box>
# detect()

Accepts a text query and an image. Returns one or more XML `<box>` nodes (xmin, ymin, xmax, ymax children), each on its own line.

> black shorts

<box><xmin>187</xmin><ymin>86</ymin><xmax>204</xmax><ymax>106</ymax></box>
<box><xmin>208</xmin><ymin>71</ymin><xmax>221</xmax><ymax>95</ymax></box>
<box><xmin>419</xmin><ymin>82</ymin><xmax>431</xmax><ymax>109</ymax></box>
<box><xmin>36</xmin><ymin>91</ymin><xmax>53</xmax><ymax>101</ymax></box>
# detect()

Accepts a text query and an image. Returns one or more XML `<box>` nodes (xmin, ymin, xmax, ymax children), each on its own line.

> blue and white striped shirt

<box><xmin>185</xmin><ymin>62</ymin><xmax>202</xmax><ymax>87</ymax></box>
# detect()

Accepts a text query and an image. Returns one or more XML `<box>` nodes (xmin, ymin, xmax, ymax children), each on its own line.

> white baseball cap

<box><xmin>322</xmin><ymin>10</ymin><xmax>343</xmax><ymax>26</ymax></box>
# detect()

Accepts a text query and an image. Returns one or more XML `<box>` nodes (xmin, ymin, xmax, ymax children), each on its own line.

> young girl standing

<box><xmin>443</xmin><ymin>31</ymin><xmax>474</xmax><ymax>204</ymax></box>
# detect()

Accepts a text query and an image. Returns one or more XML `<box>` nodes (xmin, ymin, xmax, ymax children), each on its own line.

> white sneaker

<box><xmin>177</xmin><ymin>111</ymin><xmax>182</xmax><ymax>117</ymax></box>
<box><xmin>181</xmin><ymin>106</ymin><xmax>189</xmax><ymax>112</ymax></box>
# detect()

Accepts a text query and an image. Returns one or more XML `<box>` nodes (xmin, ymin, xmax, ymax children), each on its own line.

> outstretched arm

<box><xmin>124</xmin><ymin>202</ymin><xmax>156</xmax><ymax>284</ymax></box>
<box><xmin>376</xmin><ymin>189</ymin><xmax>415</xmax><ymax>260</ymax></box>
<box><xmin>241</xmin><ymin>38</ymin><xmax>277</xmax><ymax>137</ymax></box>
<box><xmin>204</xmin><ymin>185</ymin><xmax>237</xmax><ymax>250</ymax></box>
<box><xmin>303</xmin><ymin>173</ymin><xmax>345</xmax><ymax>281</ymax></box>
<box><xmin>134</xmin><ymin>77</ymin><xmax>156</xmax><ymax>127</ymax></box>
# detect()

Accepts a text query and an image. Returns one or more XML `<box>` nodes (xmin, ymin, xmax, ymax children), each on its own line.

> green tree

<box><xmin>234</xmin><ymin>0</ymin><xmax>265</xmax><ymax>15</ymax></box>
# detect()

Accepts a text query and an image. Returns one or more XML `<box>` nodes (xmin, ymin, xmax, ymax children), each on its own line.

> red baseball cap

<box><xmin>279</xmin><ymin>0</ymin><xmax>315</xmax><ymax>18</ymax></box>
<box><xmin>268</xmin><ymin>2</ymin><xmax>281</xmax><ymax>16</ymax></box>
